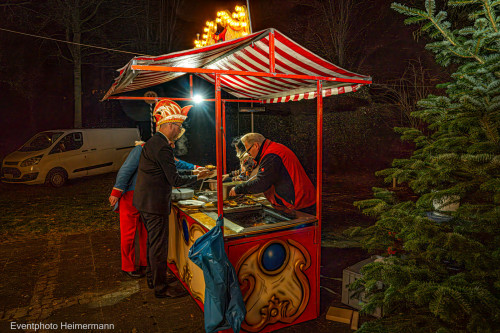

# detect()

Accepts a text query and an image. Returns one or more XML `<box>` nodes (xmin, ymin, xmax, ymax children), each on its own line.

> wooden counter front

<box><xmin>167</xmin><ymin>203</ymin><xmax>320</xmax><ymax>332</ymax></box>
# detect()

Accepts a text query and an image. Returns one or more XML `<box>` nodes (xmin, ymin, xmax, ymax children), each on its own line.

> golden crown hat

<box><xmin>153</xmin><ymin>99</ymin><xmax>193</xmax><ymax>128</ymax></box>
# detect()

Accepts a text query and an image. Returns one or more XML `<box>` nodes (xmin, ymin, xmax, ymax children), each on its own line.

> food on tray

<box><xmin>205</xmin><ymin>164</ymin><xmax>216</xmax><ymax>170</ymax></box>
<box><xmin>223</xmin><ymin>200</ymin><xmax>238</xmax><ymax>207</ymax></box>
<box><xmin>204</xmin><ymin>202</ymin><xmax>215</xmax><ymax>208</ymax></box>
<box><xmin>243</xmin><ymin>200</ymin><xmax>255</xmax><ymax>205</ymax></box>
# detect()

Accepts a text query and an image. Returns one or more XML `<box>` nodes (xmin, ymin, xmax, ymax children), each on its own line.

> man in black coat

<box><xmin>133</xmin><ymin>99</ymin><xmax>209</xmax><ymax>298</ymax></box>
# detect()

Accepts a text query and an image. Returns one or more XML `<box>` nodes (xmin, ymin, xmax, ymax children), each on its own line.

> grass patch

<box><xmin>0</xmin><ymin>173</ymin><xmax>120</xmax><ymax>235</ymax></box>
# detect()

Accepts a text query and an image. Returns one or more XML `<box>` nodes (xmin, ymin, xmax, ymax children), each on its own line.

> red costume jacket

<box><xmin>234</xmin><ymin>139</ymin><xmax>316</xmax><ymax>211</ymax></box>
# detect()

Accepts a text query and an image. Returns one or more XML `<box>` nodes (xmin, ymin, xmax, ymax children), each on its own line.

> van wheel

<box><xmin>46</xmin><ymin>168</ymin><xmax>68</xmax><ymax>187</ymax></box>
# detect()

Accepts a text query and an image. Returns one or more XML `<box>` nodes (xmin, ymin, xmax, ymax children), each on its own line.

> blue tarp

<box><xmin>188</xmin><ymin>215</ymin><xmax>246</xmax><ymax>333</ymax></box>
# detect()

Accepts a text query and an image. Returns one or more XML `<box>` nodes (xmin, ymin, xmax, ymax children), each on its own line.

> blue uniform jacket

<box><xmin>174</xmin><ymin>158</ymin><xmax>197</xmax><ymax>171</ymax></box>
<box><xmin>113</xmin><ymin>145</ymin><xmax>197</xmax><ymax>195</ymax></box>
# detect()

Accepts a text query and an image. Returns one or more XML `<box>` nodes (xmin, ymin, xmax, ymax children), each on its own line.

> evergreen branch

<box><xmin>393</xmin><ymin>2</ymin><xmax>486</xmax><ymax>64</ymax></box>
<box><xmin>448</xmin><ymin>0</ymin><xmax>476</xmax><ymax>4</ymax></box>
<box><xmin>474</xmin><ymin>37</ymin><xmax>482</xmax><ymax>55</ymax></box>
<box><xmin>481</xmin><ymin>0</ymin><xmax>499</xmax><ymax>32</ymax></box>
<box><xmin>425</xmin><ymin>0</ymin><xmax>436</xmax><ymax>15</ymax></box>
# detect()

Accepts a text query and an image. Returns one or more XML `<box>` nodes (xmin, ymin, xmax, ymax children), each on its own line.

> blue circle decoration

<box><xmin>262</xmin><ymin>243</ymin><xmax>286</xmax><ymax>272</ymax></box>
<box><xmin>182</xmin><ymin>219</ymin><xmax>189</xmax><ymax>243</ymax></box>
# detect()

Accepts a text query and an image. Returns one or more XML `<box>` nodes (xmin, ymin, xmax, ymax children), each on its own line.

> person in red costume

<box><xmin>109</xmin><ymin>141</ymin><xmax>147</xmax><ymax>278</ymax></box>
<box><xmin>229</xmin><ymin>133</ymin><xmax>316</xmax><ymax>215</ymax></box>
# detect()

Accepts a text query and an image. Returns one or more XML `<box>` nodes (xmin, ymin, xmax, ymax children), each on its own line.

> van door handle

<box><xmin>82</xmin><ymin>150</ymin><xmax>88</xmax><ymax>152</ymax></box>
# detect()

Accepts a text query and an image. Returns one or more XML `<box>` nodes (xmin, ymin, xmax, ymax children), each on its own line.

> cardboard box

<box><xmin>351</xmin><ymin>310</ymin><xmax>359</xmax><ymax>330</ymax></box>
<box><xmin>326</xmin><ymin>306</ymin><xmax>353</xmax><ymax>324</ymax></box>
<box><xmin>341</xmin><ymin>256</ymin><xmax>383</xmax><ymax>318</ymax></box>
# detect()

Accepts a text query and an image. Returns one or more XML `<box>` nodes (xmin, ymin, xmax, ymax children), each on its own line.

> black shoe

<box><xmin>166</xmin><ymin>272</ymin><xmax>177</xmax><ymax>284</ymax></box>
<box><xmin>154</xmin><ymin>287</ymin><xmax>188</xmax><ymax>299</ymax></box>
<box><xmin>122</xmin><ymin>270</ymin><xmax>145</xmax><ymax>279</ymax></box>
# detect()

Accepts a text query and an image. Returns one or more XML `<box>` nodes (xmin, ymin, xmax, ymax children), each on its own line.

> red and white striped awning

<box><xmin>103</xmin><ymin>29</ymin><xmax>371</xmax><ymax>103</ymax></box>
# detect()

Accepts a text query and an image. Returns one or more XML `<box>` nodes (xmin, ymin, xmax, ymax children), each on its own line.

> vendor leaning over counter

<box><xmin>228</xmin><ymin>133</ymin><xmax>316</xmax><ymax>215</ymax></box>
<box><xmin>223</xmin><ymin>136</ymin><xmax>257</xmax><ymax>182</ymax></box>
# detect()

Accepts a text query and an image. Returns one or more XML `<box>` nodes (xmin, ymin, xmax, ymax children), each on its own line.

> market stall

<box><xmin>103</xmin><ymin>28</ymin><xmax>371</xmax><ymax>332</ymax></box>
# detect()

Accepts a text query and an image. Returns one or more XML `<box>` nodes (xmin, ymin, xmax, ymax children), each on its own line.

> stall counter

<box><xmin>167</xmin><ymin>200</ymin><xmax>320</xmax><ymax>333</ymax></box>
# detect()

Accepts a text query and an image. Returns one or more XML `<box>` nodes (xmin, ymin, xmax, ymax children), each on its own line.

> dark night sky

<box><xmin>0</xmin><ymin>1</ymin><xmax>296</xmax><ymax>153</ymax></box>
<box><xmin>0</xmin><ymin>0</ymin><xmax>440</xmax><ymax>164</ymax></box>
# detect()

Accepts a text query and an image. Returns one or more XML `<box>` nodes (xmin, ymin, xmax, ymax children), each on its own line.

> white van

<box><xmin>1</xmin><ymin>128</ymin><xmax>140</xmax><ymax>187</ymax></box>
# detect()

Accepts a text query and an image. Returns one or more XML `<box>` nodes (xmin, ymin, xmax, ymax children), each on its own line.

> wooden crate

<box><xmin>341</xmin><ymin>256</ymin><xmax>383</xmax><ymax>318</ymax></box>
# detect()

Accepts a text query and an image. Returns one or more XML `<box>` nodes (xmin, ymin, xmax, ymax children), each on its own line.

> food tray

<box><xmin>200</xmin><ymin>196</ymin><xmax>262</xmax><ymax>213</ymax></box>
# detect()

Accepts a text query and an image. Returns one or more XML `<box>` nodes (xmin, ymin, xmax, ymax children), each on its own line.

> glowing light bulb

<box><xmin>192</xmin><ymin>94</ymin><xmax>203</xmax><ymax>104</ymax></box>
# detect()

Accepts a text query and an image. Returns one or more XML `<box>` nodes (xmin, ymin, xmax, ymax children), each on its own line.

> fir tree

<box><xmin>347</xmin><ymin>1</ymin><xmax>500</xmax><ymax>332</ymax></box>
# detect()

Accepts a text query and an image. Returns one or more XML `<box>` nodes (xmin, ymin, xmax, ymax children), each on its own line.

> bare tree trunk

<box><xmin>6</xmin><ymin>0</ymin><xmax>147</xmax><ymax>129</ymax></box>
<box><xmin>74</xmin><ymin>43</ymin><xmax>82</xmax><ymax>128</ymax></box>
<box><xmin>71</xmin><ymin>16</ymin><xmax>82</xmax><ymax>128</ymax></box>
<box><xmin>165</xmin><ymin>0</ymin><xmax>181</xmax><ymax>53</ymax></box>
<box><xmin>322</xmin><ymin>0</ymin><xmax>352</xmax><ymax>67</ymax></box>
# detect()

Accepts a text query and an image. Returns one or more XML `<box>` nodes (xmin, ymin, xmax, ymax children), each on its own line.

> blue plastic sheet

<box><xmin>188</xmin><ymin>215</ymin><xmax>246</xmax><ymax>333</ymax></box>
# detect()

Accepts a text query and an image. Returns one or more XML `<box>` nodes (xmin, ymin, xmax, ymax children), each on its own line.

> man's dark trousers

<box><xmin>141</xmin><ymin>211</ymin><xmax>169</xmax><ymax>294</ymax></box>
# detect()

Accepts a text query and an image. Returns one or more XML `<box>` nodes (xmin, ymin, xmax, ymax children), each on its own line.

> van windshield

<box><xmin>19</xmin><ymin>132</ymin><xmax>64</xmax><ymax>152</ymax></box>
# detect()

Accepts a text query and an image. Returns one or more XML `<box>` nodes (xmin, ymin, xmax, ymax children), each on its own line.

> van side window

<box><xmin>50</xmin><ymin>132</ymin><xmax>83</xmax><ymax>154</ymax></box>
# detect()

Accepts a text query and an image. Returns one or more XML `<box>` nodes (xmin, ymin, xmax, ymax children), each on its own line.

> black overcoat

<box><xmin>133</xmin><ymin>132</ymin><xmax>197</xmax><ymax>214</ymax></box>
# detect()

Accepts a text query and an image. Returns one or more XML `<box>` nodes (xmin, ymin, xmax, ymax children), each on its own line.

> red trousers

<box><xmin>119</xmin><ymin>191</ymin><xmax>147</xmax><ymax>271</ymax></box>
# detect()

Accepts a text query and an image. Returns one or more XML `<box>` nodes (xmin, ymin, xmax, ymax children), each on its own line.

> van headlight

<box><xmin>20</xmin><ymin>154</ymin><xmax>44</xmax><ymax>167</ymax></box>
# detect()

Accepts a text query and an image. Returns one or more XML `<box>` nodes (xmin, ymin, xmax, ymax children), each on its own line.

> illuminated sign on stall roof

<box><xmin>194</xmin><ymin>5</ymin><xmax>250</xmax><ymax>48</ymax></box>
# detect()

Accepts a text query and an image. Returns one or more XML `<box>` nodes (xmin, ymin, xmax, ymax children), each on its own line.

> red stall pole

<box><xmin>189</xmin><ymin>74</ymin><xmax>193</xmax><ymax>98</ymax></box>
<box><xmin>223</xmin><ymin>101</ymin><xmax>227</xmax><ymax>174</ymax></box>
<box><xmin>215</xmin><ymin>74</ymin><xmax>224</xmax><ymax>217</ymax></box>
<box><xmin>269</xmin><ymin>30</ymin><xmax>275</xmax><ymax>73</ymax></box>
<box><xmin>316</xmin><ymin>80</ymin><xmax>323</xmax><ymax>315</ymax></box>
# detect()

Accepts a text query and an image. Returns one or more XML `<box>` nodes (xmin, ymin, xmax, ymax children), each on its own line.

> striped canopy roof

<box><xmin>103</xmin><ymin>29</ymin><xmax>372</xmax><ymax>103</ymax></box>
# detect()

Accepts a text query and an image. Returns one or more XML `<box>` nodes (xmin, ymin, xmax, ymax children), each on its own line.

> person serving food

<box><xmin>223</xmin><ymin>137</ymin><xmax>256</xmax><ymax>183</ymax></box>
<box><xmin>228</xmin><ymin>133</ymin><xmax>316</xmax><ymax>215</ymax></box>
